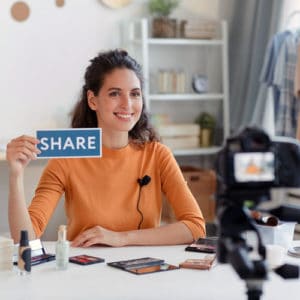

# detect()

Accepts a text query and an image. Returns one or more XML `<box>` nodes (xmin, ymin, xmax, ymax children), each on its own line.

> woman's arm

<box><xmin>71</xmin><ymin>222</ymin><xmax>193</xmax><ymax>247</ymax></box>
<box><xmin>6</xmin><ymin>135</ymin><xmax>40</xmax><ymax>242</ymax></box>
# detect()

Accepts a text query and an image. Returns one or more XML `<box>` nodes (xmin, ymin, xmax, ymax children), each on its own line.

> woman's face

<box><xmin>88</xmin><ymin>68</ymin><xmax>143</xmax><ymax>135</ymax></box>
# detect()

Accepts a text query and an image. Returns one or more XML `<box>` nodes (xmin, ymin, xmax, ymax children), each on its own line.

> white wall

<box><xmin>0</xmin><ymin>0</ymin><xmax>219</xmax><ymax>239</ymax></box>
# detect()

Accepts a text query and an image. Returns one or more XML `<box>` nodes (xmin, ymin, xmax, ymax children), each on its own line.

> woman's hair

<box><xmin>71</xmin><ymin>49</ymin><xmax>159</xmax><ymax>143</ymax></box>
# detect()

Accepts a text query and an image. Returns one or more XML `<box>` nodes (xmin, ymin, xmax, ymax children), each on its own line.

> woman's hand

<box><xmin>6</xmin><ymin>135</ymin><xmax>40</xmax><ymax>176</ymax></box>
<box><xmin>71</xmin><ymin>226</ymin><xmax>125</xmax><ymax>248</ymax></box>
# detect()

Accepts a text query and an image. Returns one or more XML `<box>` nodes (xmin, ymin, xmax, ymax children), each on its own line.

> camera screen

<box><xmin>234</xmin><ymin>152</ymin><xmax>275</xmax><ymax>182</ymax></box>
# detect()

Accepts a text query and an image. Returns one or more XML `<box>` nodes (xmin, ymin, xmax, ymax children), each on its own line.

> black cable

<box><xmin>136</xmin><ymin>185</ymin><xmax>144</xmax><ymax>229</ymax></box>
<box><xmin>136</xmin><ymin>175</ymin><xmax>151</xmax><ymax>230</ymax></box>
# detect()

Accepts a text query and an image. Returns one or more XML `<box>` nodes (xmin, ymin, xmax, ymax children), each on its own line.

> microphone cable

<box><xmin>136</xmin><ymin>175</ymin><xmax>151</xmax><ymax>229</ymax></box>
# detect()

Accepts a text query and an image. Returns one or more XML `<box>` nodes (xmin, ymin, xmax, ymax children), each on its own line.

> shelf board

<box><xmin>131</xmin><ymin>38</ymin><xmax>223</xmax><ymax>46</ymax></box>
<box><xmin>172</xmin><ymin>146</ymin><xmax>222</xmax><ymax>156</ymax></box>
<box><xmin>149</xmin><ymin>93</ymin><xmax>224</xmax><ymax>101</ymax></box>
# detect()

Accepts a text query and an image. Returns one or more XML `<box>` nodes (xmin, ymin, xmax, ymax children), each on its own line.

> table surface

<box><xmin>1</xmin><ymin>242</ymin><xmax>300</xmax><ymax>300</ymax></box>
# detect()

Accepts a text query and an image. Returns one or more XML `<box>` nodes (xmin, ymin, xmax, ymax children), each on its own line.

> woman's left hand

<box><xmin>71</xmin><ymin>226</ymin><xmax>125</xmax><ymax>248</ymax></box>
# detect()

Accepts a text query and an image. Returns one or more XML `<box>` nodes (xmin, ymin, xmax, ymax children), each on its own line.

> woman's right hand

<box><xmin>6</xmin><ymin>135</ymin><xmax>40</xmax><ymax>175</ymax></box>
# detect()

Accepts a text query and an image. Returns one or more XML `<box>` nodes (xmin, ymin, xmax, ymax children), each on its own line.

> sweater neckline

<box><xmin>102</xmin><ymin>143</ymin><xmax>133</xmax><ymax>157</ymax></box>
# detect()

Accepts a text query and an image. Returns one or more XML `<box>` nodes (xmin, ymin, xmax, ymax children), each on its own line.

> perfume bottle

<box><xmin>55</xmin><ymin>225</ymin><xmax>69</xmax><ymax>270</ymax></box>
<box><xmin>18</xmin><ymin>230</ymin><xmax>31</xmax><ymax>275</ymax></box>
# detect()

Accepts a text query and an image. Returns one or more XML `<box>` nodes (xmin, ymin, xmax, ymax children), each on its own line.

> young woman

<box><xmin>6</xmin><ymin>49</ymin><xmax>205</xmax><ymax>247</ymax></box>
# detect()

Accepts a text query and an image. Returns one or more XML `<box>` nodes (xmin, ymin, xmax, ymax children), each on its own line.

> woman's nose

<box><xmin>120</xmin><ymin>94</ymin><xmax>131</xmax><ymax>108</ymax></box>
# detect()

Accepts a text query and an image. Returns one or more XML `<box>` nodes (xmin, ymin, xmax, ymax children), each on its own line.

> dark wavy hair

<box><xmin>71</xmin><ymin>49</ymin><xmax>159</xmax><ymax>143</ymax></box>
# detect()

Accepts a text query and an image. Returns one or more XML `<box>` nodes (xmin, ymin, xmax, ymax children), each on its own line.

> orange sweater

<box><xmin>28</xmin><ymin>142</ymin><xmax>205</xmax><ymax>240</ymax></box>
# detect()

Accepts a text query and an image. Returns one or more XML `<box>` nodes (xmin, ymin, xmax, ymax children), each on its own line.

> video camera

<box><xmin>216</xmin><ymin>127</ymin><xmax>300</xmax><ymax>300</ymax></box>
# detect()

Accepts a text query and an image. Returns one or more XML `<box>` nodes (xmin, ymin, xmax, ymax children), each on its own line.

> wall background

<box><xmin>0</xmin><ymin>0</ymin><xmax>219</xmax><ymax>239</ymax></box>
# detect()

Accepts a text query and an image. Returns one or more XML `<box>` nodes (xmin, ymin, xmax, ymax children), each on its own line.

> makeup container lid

<box><xmin>20</xmin><ymin>230</ymin><xmax>29</xmax><ymax>247</ymax></box>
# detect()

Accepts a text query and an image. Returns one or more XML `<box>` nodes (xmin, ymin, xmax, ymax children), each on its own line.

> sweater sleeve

<box><xmin>157</xmin><ymin>144</ymin><xmax>206</xmax><ymax>239</ymax></box>
<box><xmin>28</xmin><ymin>159</ymin><xmax>67</xmax><ymax>238</ymax></box>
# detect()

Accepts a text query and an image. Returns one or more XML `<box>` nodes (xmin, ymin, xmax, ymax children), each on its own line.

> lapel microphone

<box><xmin>138</xmin><ymin>175</ymin><xmax>151</xmax><ymax>187</ymax></box>
<box><xmin>136</xmin><ymin>175</ymin><xmax>151</xmax><ymax>229</ymax></box>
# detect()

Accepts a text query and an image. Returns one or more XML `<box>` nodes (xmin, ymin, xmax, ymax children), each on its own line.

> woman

<box><xmin>7</xmin><ymin>49</ymin><xmax>205</xmax><ymax>247</ymax></box>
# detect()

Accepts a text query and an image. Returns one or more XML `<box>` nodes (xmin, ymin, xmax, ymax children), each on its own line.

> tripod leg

<box><xmin>246</xmin><ymin>280</ymin><xmax>263</xmax><ymax>300</ymax></box>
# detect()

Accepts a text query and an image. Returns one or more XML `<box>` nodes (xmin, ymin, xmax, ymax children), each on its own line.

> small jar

<box><xmin>0</xmin><ymin>236</ymin><xmax>14</xmax><ymax>271</ymax></box>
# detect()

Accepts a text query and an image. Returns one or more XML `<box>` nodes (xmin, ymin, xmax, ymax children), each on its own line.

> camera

<box><xmin>217</xmin><ymin>127</ymin><xmax>300</xmax><ymax>201</ymax></box>
<box><xmin>215</xmin><ymin>127</ymin><xmax>300</xmax><ymax>299</ymax></box>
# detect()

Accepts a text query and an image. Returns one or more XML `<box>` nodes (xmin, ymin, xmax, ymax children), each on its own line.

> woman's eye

<box><xmin>131</xmin><ymin>91</ymin><xmax>141</xmax><ymax>98</ymax></box>
<box><xmin>109</xmin><ymin>91</ymin><xmax>119</xmax><ymax>97</ymax></box>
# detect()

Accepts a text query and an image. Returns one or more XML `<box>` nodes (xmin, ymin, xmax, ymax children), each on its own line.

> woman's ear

<box><xmin>87</xmin><ymin>90</ymin><xmax>97</xmax><ymax>111</ymax></box>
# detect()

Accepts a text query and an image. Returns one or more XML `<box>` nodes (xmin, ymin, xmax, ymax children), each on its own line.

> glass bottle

<box><xmin>55</xmin><ymin>225</ymin><xmax>69</xmax><ymax>270</ymax></box>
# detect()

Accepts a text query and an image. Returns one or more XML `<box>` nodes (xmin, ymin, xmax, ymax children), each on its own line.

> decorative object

<box><xmin>195</xmin><ymin>112</ymin><xmax>215</xmax><ymax>147</ymax></box>
<box><xmin>158</xmin><ymin>69</ymin><xmax>186</xmax><ymax>93</ymax></box>
<box><xmin>148</xmin><ymin>0</ymin><xmax>179</xmax><ymax>38</ymax></box>
<box><xmin>192</xmin><ymin>74</ymin><xmax>208</xmax><ymax>93</ymax></box>
<box><xmin>102</xmin><ymin>0</ymin><xmax>132</xmax><ymax>9</ymax></box>
<box><xmin>55</xmin><ymin>0</ymin><xmax>65</xmax><ymax>7</ymax></box>
<box><xmin>11</xmin><ymin>1</ymin><xmax>30</xmax><ymax>22</ymax></box>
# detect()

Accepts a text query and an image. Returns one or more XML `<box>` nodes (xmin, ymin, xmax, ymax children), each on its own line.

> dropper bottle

<box><xmin>18</xmin><ymin>230</ymin><xmax>31</xmax><ymax>275</ymax></box>
<box><xmin>55</xmin><ymin>225</ymin><xmax>69</xmax><ymax>270</ymax></box>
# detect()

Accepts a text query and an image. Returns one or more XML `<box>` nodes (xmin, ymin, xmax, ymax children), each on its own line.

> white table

<box><xmin>0</xmin><ymin>242</ymin><xmax>300</xmax><ymax>300</ymax></box>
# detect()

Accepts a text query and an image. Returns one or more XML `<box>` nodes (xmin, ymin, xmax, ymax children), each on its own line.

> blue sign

<box><xmin>36</xmin><ymin>128</ymin><xmax>102</xmax><ymax>158</ymax></box>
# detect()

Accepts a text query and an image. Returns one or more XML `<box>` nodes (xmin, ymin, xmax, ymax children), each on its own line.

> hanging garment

<box><xmin>260</xmin><ymin>30</ymin><xmax>300</xmax><ymax>137</ymax></box>
<box><xmin>295</xmin><ymin>43</ymin><xmax>300</xmax><ymax>98</ymax></box>
<box><xmin>260</xmin><ymin>31</ymin><xmax>289</xmax><ymax>120</ymax></box>
<box><xmin>274</xmin><ymin>31</ymin><xmax>300</xmax><ymax>137</ymax></box>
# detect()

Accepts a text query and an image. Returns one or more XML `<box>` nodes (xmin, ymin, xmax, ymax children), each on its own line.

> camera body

<box><xmin>217</xmin><ymin>127</ymin><xmax>300</xmax><ymax>201</ymax></box>
<box><xmin>215</xmin><ymin>127</ymin><xmax>300</xmax><ymax>294</ymax></box>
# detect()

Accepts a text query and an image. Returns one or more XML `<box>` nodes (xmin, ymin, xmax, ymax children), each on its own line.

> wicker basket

<box><xmin>180</xmin><ymin>19</ymin><xmax>217</xmax><ymax>39</ymax></box>
<box><xmin>152</xmin><ymin>17</ymin><xmax>177</xmax><ymax>38</ymax></box>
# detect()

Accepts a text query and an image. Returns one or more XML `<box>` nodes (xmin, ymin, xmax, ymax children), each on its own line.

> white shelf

<box><xmin>125</xmin><ymin>18</ymin><xmax>230</xmax><ymax>158</ymax></box>
<box><xmin>131</xmin><ymin>38</ymin><xmax>223</xmax><ymax>46</ymax></box>
<box><xmin>172</xmin><ymin>146</ymin><xmax>222</xmax><ymax>156</ymax></box>
<box><xmin>149</xmin><ymin>93</ymin><xmax>224</xmax><ymax>101</ymax></box>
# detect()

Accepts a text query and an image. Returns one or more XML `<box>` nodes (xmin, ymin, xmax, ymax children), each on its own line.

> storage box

<box><xmin>182</xmin><ymin>167</ymin><xmax>216</xmax><ymax>222</ymax></box>
<box><xmin>180</xmin><ymin>19</ymin><xmax>217</xmax><ymax>39</ymax></box>
<box><xmin>161</xmin><ymin>166</ymin><xmax>216</xmax><ymax>223</ymax></box>
<box><xmin>158</xmin><ymin>124</ymin><xmax>200</xmax><ymax>150</ymax></box>
<box><xmin>256</xmin><ymin>222</ymin><xmax>296</xmax><ymax>249</ymax></box>
<box><xmin>158</xmin><ymin>124</ymin><xmax>200</xmax><ymax>137</ymax></box>
<box><xmin>161</xmin><ymin>136</ymin><xmax>199</xmax><ymax>150</ymax></box>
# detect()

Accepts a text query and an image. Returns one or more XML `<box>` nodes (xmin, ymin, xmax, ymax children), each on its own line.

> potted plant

<box><xmin>195</xmin><ymin>112</ymin><xmax>215</xmax><ymax>147</ymax></box>
<box><xmin>148</xmin><ymin>0</ymin><xmax>179</xmax><ymax>38</ymax></box>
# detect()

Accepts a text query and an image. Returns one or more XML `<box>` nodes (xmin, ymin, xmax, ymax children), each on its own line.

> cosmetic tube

<box><xmin>18</xmin><ymin>230</ymin><xmax>31</xmax><ymax>275</ymax></box>
<box><xmin>55</xmin><ymin>225</ymin><xmax>69</xmax><ymax>270</ymax></box>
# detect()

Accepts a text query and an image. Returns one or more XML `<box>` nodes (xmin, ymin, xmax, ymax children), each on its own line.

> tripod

<box><xmin>217</xmin><ymin>199</ymin><xmax>268</xmax><ymax>300</ymax></box>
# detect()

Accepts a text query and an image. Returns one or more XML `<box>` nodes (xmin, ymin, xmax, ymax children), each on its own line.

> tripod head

<box><xmin>216</xmin><ymin>127</ymin><xmax>300</xmax><ymax>299</ymax></box>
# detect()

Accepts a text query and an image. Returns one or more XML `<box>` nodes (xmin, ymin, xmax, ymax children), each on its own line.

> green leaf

<box><xmin>148</xmin><ymin>0</ymin><xmax>179</xmax><ymax>17</ymax></box>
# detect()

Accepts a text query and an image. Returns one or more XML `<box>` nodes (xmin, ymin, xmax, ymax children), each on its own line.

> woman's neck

<box><xmin>102</xmin><ymin>131</ymin><xmax>129</xmax><ymax>149</ymax></box>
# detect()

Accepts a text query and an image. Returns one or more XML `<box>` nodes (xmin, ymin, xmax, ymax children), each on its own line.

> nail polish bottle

<box><xmin>55</xmin><ymin>225</ymin><xmax>69</xmax><ymax>270</ymax></box>
<box><xmin>18</xmin><ymin>230</ymin><xmax>31</xmax><ymax>275</ymax></box>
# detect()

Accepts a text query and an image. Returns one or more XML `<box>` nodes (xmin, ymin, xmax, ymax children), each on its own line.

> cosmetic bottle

<box><xmin>18</xmin><ymin>230</ymin><xmax>31</xmax><ymax>275</ymax></box>
<box><xmin>250</xmin><ymin>210</ymin><xmax>279</xmax><ymax>226</ymax></box>
<box><xmin>55</xmin><ymin>225</ymin><xmax>69</xmax><ymax>270</ymax></box>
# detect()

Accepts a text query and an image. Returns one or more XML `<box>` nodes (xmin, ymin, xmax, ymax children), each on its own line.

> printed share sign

<box><xmin>36</xmin><ymin>128</ymin><xmax>102</xmax><ymax>158</ymax></box>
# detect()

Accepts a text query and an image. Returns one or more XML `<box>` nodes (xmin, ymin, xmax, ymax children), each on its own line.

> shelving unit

<box><xmin>124</xmin><ymin>18</ymin><xmax>230</xmax><ymax>157</ymax></box>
